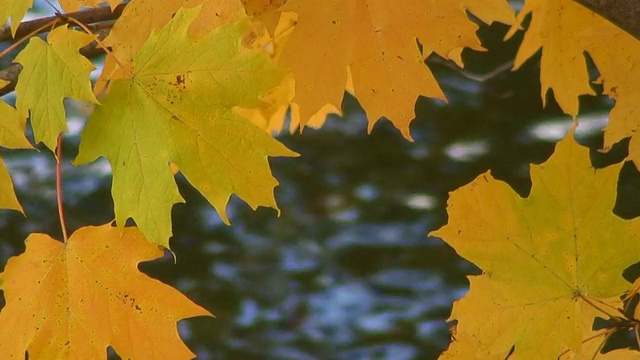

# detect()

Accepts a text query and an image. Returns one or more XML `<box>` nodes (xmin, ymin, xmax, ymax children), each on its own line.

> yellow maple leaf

<box><xmin>239</xmin><ymin>12</ymin><xmax>335</xmax><ymax>133</ymax></box>
<box><xmin>0</xmin><ymin>0</ymin><xmax>32</xmax><ymax>37</ymax></box>
<box><xmin>0</xmin><ymin>83</ymin><xmax>33</xmax><ymax>213</ymax></box>
<box><xmin>557</xmin><ymin>298</ymin><xmax>640</xmax><ymax>359</ymax></box>
<box><xmin>508</xmin><ymin>0</ymin><xmax>640</xmax><ymax>168</ymax></box>
<box><xmin>241</xmin><ymin>0</ymin><xmax>287</xmax><ymax>34</ymax></box>
<box><xmin>0</xmin><ymin>158</ymin><xmax>23</xmax><ymax>213</ymax></box>
<box><xmin>58</xmin><ymin>0</ymin><xmax>120</xmax><ymax>12</ymax></box>
<box><xmin>508</xmin><ymin>0</ymin><xmax>597</xmax><ymax>116</ymax></box>
<box><xmin>278</xmin><ymin>0</ymin><xmax>514</xmax><ymax>139</ymax></box>
<box><xmin>14</xmin><ymin>25</ymin><xmax>99</xmax><ymax>151</ymax></box>
<box><xmin>432</xmin><ymin>131</ymin><xmax>640</xmax><ymax>359</ymax></box>
<box><xmin>439</xmin><ymin>331</ymin><xmax>503</xmax><ymax>359</ymax></box>
<box><xmin>76</xmin><ymin>7</ymin><xmax>297</xmax><ymax>248</ymax></box>
<box><xmin>0</xmin><ymin>224</ymin><xmax>211</xmax><ymax>359</ymax></box>
<box><xmin>95</xmin><ymin>0</ymin><xmax>247</xmax><ymax>95</ymax></box>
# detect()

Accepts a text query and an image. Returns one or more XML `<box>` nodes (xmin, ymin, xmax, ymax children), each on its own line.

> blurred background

<box><xmin>1</xmin><ymin>1</ymin><xmax>637</xmax><ymax>359</ymax></box>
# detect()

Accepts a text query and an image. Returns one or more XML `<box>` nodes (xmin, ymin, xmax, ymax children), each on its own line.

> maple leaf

<box><xmin>76</xmin><ymin>6</ymin><xmax>297</xmax><ymax>248</ymax></box>
<box><xmin>563</xmin><ymin>303</ymin><xmax>640</xmax><ymax>359</ymax></box>
<box><xmin>0</xmin><ymin>85</ymin><xmax>33</xmax><ymax>213</ymax></box>
<box><xmin>14</xmin><ymin>25</ymin><xmax>99</xmax><ymax>151</ymax></box>
<box><xmin>0</xmin><ymin>159</ymin><xmax>23</xmax><ymax>213</ymax></box>
<box><xmin>432</xmin><ymin>131</ymin><xmax>640</xmax><ymax>359</ymax></box>
<box><xmin>507</xmin><ymin>0</ymin><xmax>597</xmax><ymax>116</ymax></box>
<box><xmin>278</xmin><ymin>0</ymin><xmax>514</xmax><ymax>139</ymax></box>
<box><xmin>238</xmin><ymin>12</ymin><xmax>337</xmax><ymax>134</ymax></box>
<box><xmin>95</xmin><ymin>0</ymin><xmax>247</xmax><ymax>94</ymax></box>
<box><xmin>0</xmin><ymin>224</ymin><xmax>211</xmax><ymax>359</ymax></box>
<box><xmin>58</xmin><ymin>0</ymin><xmax>120</xmax><ymax>12</ymax></box>
<box><xmin>0</xmin><ymin>0</ymin><xmax>32</xmax><ymax>37</ymax></box>
<box><xmin>239</xmin><ymin>73</ymin><xmax>335</xmax><ymax>134</ymax></box>
<box><xmin>507</xmin><ymin>0</ymin><xmax>640</xmax><ymax>169</ymax></box>
<box><xmin>241</xmin><ymin>0</ymin><xmax>287</xmax><ymax>34</ymax></box>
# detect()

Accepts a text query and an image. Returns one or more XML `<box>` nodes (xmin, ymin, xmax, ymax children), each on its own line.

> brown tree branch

<box><xmin>573</xmin><ymin>0</ymin><xmax>640</xmax><ymax>41</ymax></box>
<box><xmin>0</xmin><ymin>3</ymin><xmax>127</xmax><ymax>43</ymax></box>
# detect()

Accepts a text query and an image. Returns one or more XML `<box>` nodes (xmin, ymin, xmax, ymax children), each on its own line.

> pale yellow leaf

<box><xmin>0</xmin><ymin>0</ymin><xmax>32</xmax><ymax>37</ymax></box>
<box><xmin>14</xmin><ymin>25</ymin><xmax>98</xmax><ymax>151</ymax></box>
<box><xmin>0</xmin><ymin>98</ymin><xmax>32</xmax><ymax>213</ymax></box>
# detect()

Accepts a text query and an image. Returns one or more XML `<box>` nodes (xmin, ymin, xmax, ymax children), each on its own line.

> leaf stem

<box><xmin>43</xmin><ymin>0</ymin><xmax>64</xmax><ymax>16</ymax></box>
<box><xmin>56</xmin><ymin>134</ymin><xmax>68</xmax><ymax>242</ymax></box>
<box><xmin>580</xmin><ymin>294</ymin><xmax>624</xmax><ymax>320</ymax></box>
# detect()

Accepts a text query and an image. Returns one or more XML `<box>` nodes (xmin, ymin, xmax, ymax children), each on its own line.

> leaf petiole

<box><xmin>56</xmin><ymin>134</ymin><xmax>68</xmax><ymax>242</ymax></box>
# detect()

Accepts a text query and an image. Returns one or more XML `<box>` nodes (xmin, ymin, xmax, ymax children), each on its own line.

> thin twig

<box><xmin>428</xmin><ymin>57</ymin><xmax>514</xmax><ymax>82</ymax></box>
<box><xmin>43</xmin><ymin>0</ymin><xmax>64</xmax><ymax>15</ymax></box>
<box><xmin>580</xmin><ymin>294</ymin><xmax>627</xmax><ymax>320</ymax></box>
<box><xmin>56</xmin><ymin>134</ymin><xmax>68</xmax><ymax>242</ymax></box>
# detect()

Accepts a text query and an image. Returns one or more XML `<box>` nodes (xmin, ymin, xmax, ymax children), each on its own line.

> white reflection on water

<box><xmin>443</xmin><ymin>139</ymin><xmax>489</xmax><ymax>162</ymax></box>
<box><xmin>528</xmin><ymin>113</ymin><xmax>608</xmax><ymax>142</ymax></box>
<box><xmin>404</xmin><ymin>193</ymin><xmax>437</xmax><ymax>210</ymax></box>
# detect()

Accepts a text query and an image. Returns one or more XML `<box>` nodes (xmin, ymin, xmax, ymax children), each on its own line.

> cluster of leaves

<box><xmin>0</xmin><ymin>0</ymin><xmax>639</xmax><ymax>358</ymax></box>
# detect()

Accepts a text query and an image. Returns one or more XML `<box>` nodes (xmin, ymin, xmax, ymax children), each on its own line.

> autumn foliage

<box><xmin>0</xmin><ymin>0</ymin><xmax>639</xmax><ymax>359</ymax></box>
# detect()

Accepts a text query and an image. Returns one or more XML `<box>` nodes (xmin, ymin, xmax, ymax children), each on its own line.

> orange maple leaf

<box><xmin>278</xmin><ymin>0</ymin><xmax>514</xmax><ymax>139</ymax></box>
<box><xmin>0</xmin><ymin>224</ymin><xmax>212</xmax><ymax>359</ymax></box>
<box><xmin>507</xmin><ymin>0</ymin><xmax>640</xmax><ymax>169</ymax></box>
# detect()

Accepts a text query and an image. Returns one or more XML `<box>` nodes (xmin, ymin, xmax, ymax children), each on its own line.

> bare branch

<box><xmin>0</xmin><ymin>3</ymin><xmax>127</xmax><ymax>43</ymax></box>
<box><xmin>0</xmin><ymin>64</ymin><xmax>22</xmax><ymax>95</ymax></box>
<box><xmin>573</xmin><ymin>0</ymin><xmax>640</xmax><ymax>41</ymax></box>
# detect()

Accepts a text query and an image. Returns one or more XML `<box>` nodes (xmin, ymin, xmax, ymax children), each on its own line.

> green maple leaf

<box><xmin>75</xmin><ymin>6</ymin><xmax>296</xmax><ymax>248</ymax></box>
<box><xmin>15</xmin><ymin>25</ymin><xmax>99</xmax><ymax>150</ymax></box>
<box><xmin>433</xmin><ymin>131</ymin><xmax>640</xmax><ymax>359</ymax></box>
